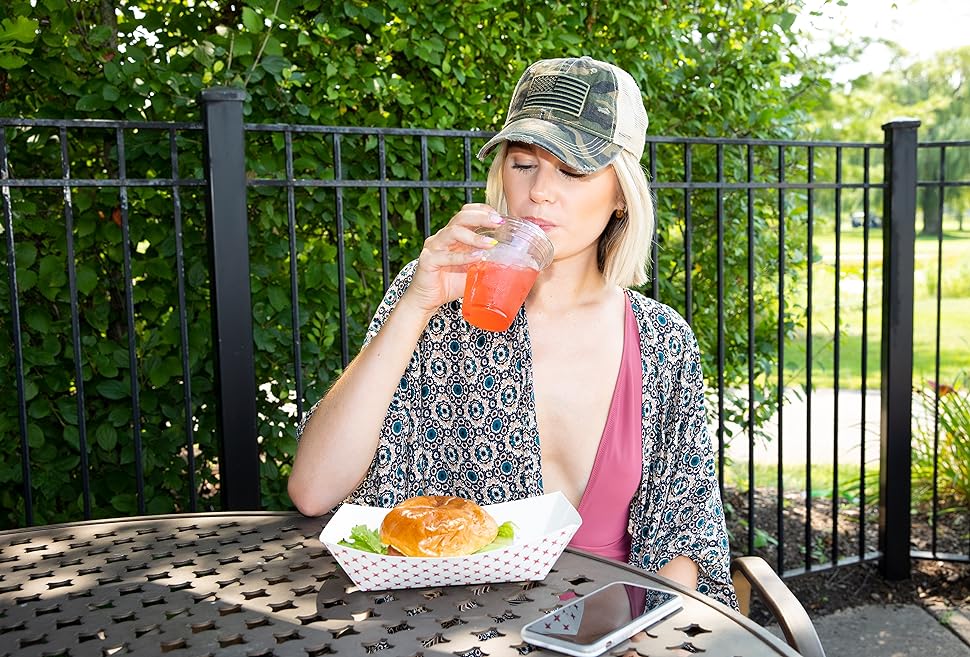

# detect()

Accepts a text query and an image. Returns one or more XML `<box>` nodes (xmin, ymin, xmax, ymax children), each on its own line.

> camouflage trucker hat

<box><xmin>477</xmin><ymin>56</ymin><xmax>648</xmax><ymax>173</ymax></box>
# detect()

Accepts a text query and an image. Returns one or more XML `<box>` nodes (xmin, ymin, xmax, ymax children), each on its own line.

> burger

<box><xmin>337</xmin><ymin>495</ymin><xmax>514</xmax><ymax>557</ymax></box>
<box><xmin>380</xmin><ymin>495</ymin><xmax>499</xmax><ymax>557</ymax></box>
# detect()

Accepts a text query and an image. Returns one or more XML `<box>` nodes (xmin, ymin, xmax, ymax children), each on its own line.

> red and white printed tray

<box><xmin>319</xmin><ymin>492</ymin><xmax>582</xmax><ymax>591</ymax></box>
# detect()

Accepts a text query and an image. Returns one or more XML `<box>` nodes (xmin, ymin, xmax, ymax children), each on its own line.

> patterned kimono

<box><xmin>300</xmin><ymin>260</ymin><xmax>738</xmax><ymax>608</ymax></box>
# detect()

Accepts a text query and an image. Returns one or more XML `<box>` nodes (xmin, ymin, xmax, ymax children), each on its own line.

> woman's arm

<box><xmin>287</xmin><ymin>204</ymin><xmax>502</xmax><ymax>516</ymax></box>
<box><xmin>287</xmin><ymin>292</ymin><xmax>434</xmax><ymax>516</ymax></box>
<box><xmin>656</xmin><ymin>555</ymin><xmax>699</xmax><ymax>590</ymax></box>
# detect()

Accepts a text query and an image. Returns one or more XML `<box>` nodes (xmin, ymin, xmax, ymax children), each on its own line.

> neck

<box><xmin>526</xmin><ymin>255</ymin><xmax>617</xmax><ymax>312</ymax></box>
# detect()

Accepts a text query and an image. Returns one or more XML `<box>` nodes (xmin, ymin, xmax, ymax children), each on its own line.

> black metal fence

<box><xmin>2</xmin><ymin>92</ymin><xmax>968</xmax><ymax>580</ymax></box>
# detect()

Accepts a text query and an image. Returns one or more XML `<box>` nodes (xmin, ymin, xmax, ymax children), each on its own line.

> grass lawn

<box><xmin>740</xmin><ymin>219</ymin><xmax>970</xmax><ymax>497</ymax></box>
<box><xmin>722</xmin><ymin>460</ymin><xmax>873</xmax><ymax>502</ymax></box>
<box><xmin>782</xmin><ymin>220</ymin><xmax>970</xmax><ymax>390</ymax></box>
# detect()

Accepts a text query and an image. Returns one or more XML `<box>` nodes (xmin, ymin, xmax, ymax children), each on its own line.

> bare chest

<box><xmin>528</xmin><ymin>303</ymin><xmax>627</xmax><ymax>505</ymax></box>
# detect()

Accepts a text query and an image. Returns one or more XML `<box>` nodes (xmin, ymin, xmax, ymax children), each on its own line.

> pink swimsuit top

<box><xmin>567</xmin><ymin>298</ymin><xmax>643</xmax><ymax>562</ymax></box>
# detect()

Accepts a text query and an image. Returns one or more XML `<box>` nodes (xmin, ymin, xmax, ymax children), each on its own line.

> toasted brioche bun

<box><xmin>379</xmin><ymin>495</ymin><xmax>499</xmax><ymax>557</ymax></box>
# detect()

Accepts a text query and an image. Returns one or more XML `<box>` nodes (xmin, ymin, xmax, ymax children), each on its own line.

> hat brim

<box><xmin>477</xmin><ymin>118</ymin><xmax>623</xmax><ymax>173</ymax></box>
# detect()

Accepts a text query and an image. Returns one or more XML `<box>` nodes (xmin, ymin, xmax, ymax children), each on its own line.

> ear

<box><xmin>615</xmin><ymin>192</ymin><xmax>627</xmax><ymax>213</ymax></box>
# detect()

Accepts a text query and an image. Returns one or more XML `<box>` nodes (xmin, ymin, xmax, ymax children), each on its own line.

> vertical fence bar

<box><xmin>378</xmin><ymin>134</ymin><xmax>390</xmax><ymax>291</ymax></box>
<box><xmin>332</xmin><ymin>133</ymin><xmax>349</xmax><ymax>368</ymax></box>
<box><xmin>776</xmin><ymin>144</ymin><xmax>787</xmax><ymax>574</ymax></box>
<box><xmin>832</xmin><ymin>146</ymin><xmax>843</xmax><ymax>564</ymax></box>
<box><xmin>746</xmin><ymin>144</ymin><xmax>756</xmax><ymax>555</ymax></box>
<box><xmin>60</xmin><ymin>127</ymin><xmax>92</xmax><ymax>520</ymax></box>
<box><xmin>715</xmin><ymin>144</ymin><xmax>725</xmax><ymax>493</ymax></box>
<box><xmin>931</xmin><ymin>146</ymin><xmax>946</xmax><ymax>556</ymax></box>
<box><xmin>284</xmin><ymin>131</ymin><xmax>305</xmax><ymax>422</ymax></box>
<box><xmin>463</xmin><ymin>136</ymin><xmax>474</xmax><ymax>205</ymax></box>
<box><xmin>861</xmin><ymin>144</ymin><xmax>874</xmax><ymax>550</ymax></box>
<box><xmin>860</xmin><ymin>146</ymin><xmax>872</xmax><ymax>560</ymax></box>
<box><xmin>115</xmin><ymin>128</ymin><xmax>146</xmax><ymax>514</ymax></box>
<box><xmin>879</xmin><ymin>118</ymin><xmax>920</xmax><ymax>579</ymax></box>
<box><xmin>805</xmin><ymin>145</ymin><xmax>814</xmax><ymax>571</ymax></box>
<box><xmin>1</xmin><ymin>129</ymin><xmax>33</xmax><ymax>525</ymax></box>
<box><xmin>649</xmin><ymin>142</ymin><xmax>659</xmax><ymax>301</ymax></box>
<box><xmin>200</xmin><ymin>87</ymin><xmax>260</xmax><ymax>510</ymax></box>
<box><xmin>168</xmin><ymin>127</ymin><xmax>197</xmax><ymax>512</ymax></box>
<box><xmin>420</xmin><ymin>135</ymin><xmax>431</xmax><ymax>239</ymax></box>
<box><xmin>683</xmin><ymin>144</ymin><xmax>693</xmax><ymax>325</ymax></box>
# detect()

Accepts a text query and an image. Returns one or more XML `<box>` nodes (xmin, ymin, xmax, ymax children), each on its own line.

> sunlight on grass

<box><xmin>722</xmin><ymin>459</ymin><xmax>873</xmax><ymax>501</ymax></box>
<box><xmin>783</xmin><ymin>220</ymin><xmax>970</xmax><ymax>389</ymax></box>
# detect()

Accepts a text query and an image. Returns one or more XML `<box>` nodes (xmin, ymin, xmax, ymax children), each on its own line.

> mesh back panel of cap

<box><xmin>611</xmin><ymin>65</ymin><xmax>648</xmax><ymax>161</ymax></box>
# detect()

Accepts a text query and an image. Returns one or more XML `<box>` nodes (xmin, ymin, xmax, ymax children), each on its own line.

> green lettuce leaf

<box><xmin>337</xmin><ymin>524</ymin><xmax>387</xmax><ymax>555</ymax></box>
<box><xmin>474</xmin><ymin>521</ymin><xmax>517</xmax><ymax>553</ymax></box>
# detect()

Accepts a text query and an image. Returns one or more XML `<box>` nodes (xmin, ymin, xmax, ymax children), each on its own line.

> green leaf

<box><xmin>24</xmin><ymin>307</ymin><xmax>50</xmax><ymax>333</ymax></box>
<box><xmin>267</xmin><ymin>285</ymin><xmax>288</xmax><ymax>311</ymax></box>
<box><xmin>260</xmin><ymin>55</ymin><xmax>288</xmax><ymax>75</ymax></box>
<box><xmin>233</xmin><ymin>33</ymin><xmax>253</xmax><ymax>56</ymax></box>
<box><xmin>88</xmin><ymin>25</ymin><xmax>114</xmax><ymax>46</ymax></box>
<box><xmin>27</xmin><ymin>423</ymin><xmax>44</xmax><ymax>448</ymax></box>
<box><xmin>15</xmin><ymin>242</ymin><xmax>37</xmax><ymax>269</ymax></box>
<box><xmin>17</xmin><ymin>269</ymin><xmax>37</xmax><ymax>291</ymax></box>
<box><xmin>63</xmin><ymin>425</ymin><xmax>79</xmax><ymax>450</ymax></box>
<box><xmin>76</xmin><ymin>94</ymin><xmax>106</xmax><ymax>111</ymax></box>
<box><xmin>0</xmin><ymin>53</ymin><xmax>27</xmax><ymax>69</ymax></box>
<box><xmin>337</xmin><ymin>524</ymin><xmax>387</xmax><ymax>554</ymax></box>
<box><xmin>76</xmin><ymin>265</ymin><xmax>98</xmax><ymax>296</ymax></box>
<box><xmin>241</xmin><ymin>7</ymin><xmax>263</xmax><ymax>32</ymax></box>
<box><xmin>0</xmin><ymin>16</ymin><xmax>39</xmax><ymax>43</ymax></box>
<box><xmin>475</xmin><ymin>521</ymin><xmax>516</xmax><ymax>553</ymax></box>
<box><xmin>95</xmin><ymin>424</ymin><xmax>118</xmax><ymax>451</ymax></box>
<box><xmin>108</xmin><ymin>406</ymin><xmax>130</xmax><ymax>426</ymax></box>
<box><xmin>96</xmin><ymin>379</ymin><xmax>129</xmax><ymax>400</ymax></box>
<box><xmin>110</xmin><ymin>493</ymin><xmax>137</xmax><ymax>514</ymax></box>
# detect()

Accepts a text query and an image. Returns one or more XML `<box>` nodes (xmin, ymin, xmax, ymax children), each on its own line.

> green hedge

<box><xmin>0</xmin><ymin>0</ymin><xmax>827</xmax><ymax>527</ymax></box>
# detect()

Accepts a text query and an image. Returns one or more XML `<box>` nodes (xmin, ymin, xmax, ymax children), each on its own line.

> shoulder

<box><xmin>625</xmin><ymin>289</ymin><xmax>696</xmax><ymax>340</ymax></box>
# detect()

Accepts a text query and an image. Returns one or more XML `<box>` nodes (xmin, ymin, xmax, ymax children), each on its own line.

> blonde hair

<box><xmin>484</xmin><ymin>144</ymin><xmax>654</xmax><ymax>288</ymax></box>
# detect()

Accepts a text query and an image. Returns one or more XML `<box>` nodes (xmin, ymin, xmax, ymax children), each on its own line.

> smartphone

<box><xmin>519</xmin><ymin>581</ymin><xmax>683</xmax><ymax>656</ymax></box>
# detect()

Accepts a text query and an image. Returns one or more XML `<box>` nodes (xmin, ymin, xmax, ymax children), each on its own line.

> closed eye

<box><xmin>559</xmin><ymin>169</ymin><xmax>587</xmax><ymax>179</ymax></box>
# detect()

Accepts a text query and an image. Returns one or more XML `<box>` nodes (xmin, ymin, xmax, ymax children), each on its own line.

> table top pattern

<box><xmin>0</xmin><ymin>512</ymin><xmax>797</xmax><ymax>657</ymax></box>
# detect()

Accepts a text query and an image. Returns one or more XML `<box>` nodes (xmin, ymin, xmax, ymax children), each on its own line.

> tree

<box><xmin>0</xmin><ymin>0</ymin><xmax>834</xmax><ymax>526</ymax></box>
<box><xmin>808</xmin><ymin>45</ymin><xmax>970</xmax><ymax>234</ymax></box>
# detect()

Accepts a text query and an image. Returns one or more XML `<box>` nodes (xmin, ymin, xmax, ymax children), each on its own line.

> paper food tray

<box><xmin>320</xmin><ymin>491</ymin><xmax>582</xmax><ymax>591</ymax></box>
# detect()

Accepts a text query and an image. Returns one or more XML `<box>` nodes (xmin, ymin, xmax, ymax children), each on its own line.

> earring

<box><xmin>616</xmin><ymin>206</ymin><xmax>626</xmax><ymax>218</ymax></box>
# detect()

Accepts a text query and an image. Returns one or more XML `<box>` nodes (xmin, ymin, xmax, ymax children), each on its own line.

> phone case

<box><xmin>519</xmin><ymin>581</ymin><xmax>683</xmax><ymax>656</ymax></box>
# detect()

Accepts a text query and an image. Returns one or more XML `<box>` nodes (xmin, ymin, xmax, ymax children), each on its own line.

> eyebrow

<box><xmin>506</xmin><ymin>141</ymin><xmax>535</xmax><ymax>153</ymax></box>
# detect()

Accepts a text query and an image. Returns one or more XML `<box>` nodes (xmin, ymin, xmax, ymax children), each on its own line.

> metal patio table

<box><xmin>0</xmin><ymin>511</ymin><xmax>799</xmax><ymax>656</ymax></box>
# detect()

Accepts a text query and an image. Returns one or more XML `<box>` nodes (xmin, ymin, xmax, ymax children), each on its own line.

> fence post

<box><xmin>879</xmin><ymin>118</ymin><xmax>920</xmax><ymax>579</ymax></box>
<box><xmin>200</xmin><ymin>88</ymin><xmax>261</xmax><ymax>510</ymax></box>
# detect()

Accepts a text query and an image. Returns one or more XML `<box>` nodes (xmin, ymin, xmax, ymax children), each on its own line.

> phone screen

<box><xmin>523</xmin><ymin>583</ymin><xmax>679</xmax><ymax>650</ymax></box>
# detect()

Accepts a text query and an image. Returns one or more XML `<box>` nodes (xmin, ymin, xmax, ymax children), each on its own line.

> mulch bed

<box><xmin>723</xmin><ymin>487</ymin><xmax>970</xmax><ymax>623</ymax></box>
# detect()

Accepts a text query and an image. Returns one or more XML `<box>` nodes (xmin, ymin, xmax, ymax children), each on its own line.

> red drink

<box><xmin>462</xmin><ymin>260</ymin><xmax>540</xmax><ymax>332</ymax></box>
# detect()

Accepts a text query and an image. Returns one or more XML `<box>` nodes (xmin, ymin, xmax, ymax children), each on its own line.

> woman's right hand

<box><xmin>402</xmin><ymin>203</ymin><xmax>502</xmax><ymax>314</ymax></box>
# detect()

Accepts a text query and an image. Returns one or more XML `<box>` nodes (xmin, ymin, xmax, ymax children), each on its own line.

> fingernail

<box><xmin>489</xmin><ymin>212</ymin><xmax>504</xmax><ymax>224</ymax></box>
<box><xmin>469</xmin><ymin>249</ymin><xmax>486</xmax><ymax>257</ymax></box>
<box><xmin>481</xmin><ymin>237</ymin><xmax>498</xmax><ymax>247</ymax></box>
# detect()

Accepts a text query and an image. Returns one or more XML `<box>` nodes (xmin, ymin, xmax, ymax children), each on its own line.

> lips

<box><xmin>522</xmin><ymin>215</ymin><xmax>555</xmax><ymax>231</ymax></box>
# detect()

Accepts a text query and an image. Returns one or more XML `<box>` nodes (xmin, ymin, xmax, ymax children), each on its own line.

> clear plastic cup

<box><xmin>461</xmin><ymin>216</ymin><xmax>555</xmax><ymax>332</ymax></box>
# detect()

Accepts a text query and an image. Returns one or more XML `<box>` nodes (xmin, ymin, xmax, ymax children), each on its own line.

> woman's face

<box><xmin>501</xmin><ymin>142</ymin><xmax>622</xmax><ymax>266</ymax></box>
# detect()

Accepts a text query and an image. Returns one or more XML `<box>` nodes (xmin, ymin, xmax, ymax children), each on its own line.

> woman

<box><xmin>289</xmin><ymin>56</ymin><xmax>737</xmax><ymax>608</ymax></box>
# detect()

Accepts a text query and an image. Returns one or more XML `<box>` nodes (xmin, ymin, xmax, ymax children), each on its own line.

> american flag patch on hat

<box><xmin>522</xmin><ymin>75</ymin><xmax>589</xmax><ymax>117</ymax></box>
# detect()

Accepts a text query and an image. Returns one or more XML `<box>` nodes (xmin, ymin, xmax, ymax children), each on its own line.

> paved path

<box><xmin>805</xmin><ymin>603</ymin><xmax>970</xmax><ymax>656</ymax></box>
<box><xmin>724</xmin><ymin>388</ymin><xmax>882</xmax><ymax>465</ymax></box>
<box><xmin>732</xmin><ymin>390</ymin><xmax>970</xmax><ymax>655</ymax></box>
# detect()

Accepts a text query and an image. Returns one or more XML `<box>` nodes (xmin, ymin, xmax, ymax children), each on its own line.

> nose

<box><xmin>529</xmin><ymin>163</ymin><xmax>557</xmax><ymax>204</ymax></box>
